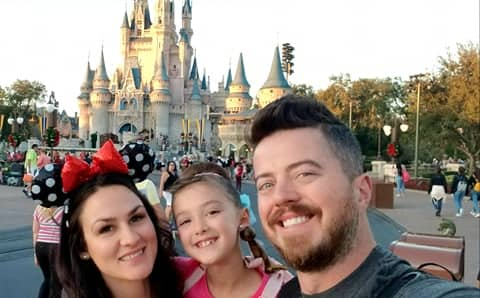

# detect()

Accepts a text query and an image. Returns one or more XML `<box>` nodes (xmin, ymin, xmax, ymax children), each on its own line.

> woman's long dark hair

<box><xmin>56</xmin><ymin>174</ymin><xmax>182</xmax><ymax>298</ymax></box>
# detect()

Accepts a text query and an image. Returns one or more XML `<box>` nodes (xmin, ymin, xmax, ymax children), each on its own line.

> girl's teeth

<box><xmin>282</xmin><ymin>216</ymin><xmax>308</xmax><ymax>228</ymax></box>
<box><xmin>197</xmin><ymin>239</ymin><xmax>215</xmax><ymax>248</ymax></box>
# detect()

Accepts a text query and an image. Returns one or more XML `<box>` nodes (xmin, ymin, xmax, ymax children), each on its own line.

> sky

<box><xmin>0</xmin><ymin>0</ymin><xmax>478</xmax><ymax>116</ymax></box>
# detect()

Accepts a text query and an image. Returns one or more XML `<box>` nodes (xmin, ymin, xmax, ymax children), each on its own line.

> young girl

<box><xmin>31</xmin><ymin>163</ymin><xmax>66</xmax><ymax>298</ymax></box>
<box><xmin>170</xmin><ymin>172</ymin><xmax>293</xmax><ymax>298</ymax></box>
<box><xmin>55</xmin><ymin>140</ymin><xmax>183</xmax><ymax>298</ymax></box>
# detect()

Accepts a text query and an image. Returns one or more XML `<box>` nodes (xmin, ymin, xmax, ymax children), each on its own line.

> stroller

<box><xmin>3</xmin><ymin>162</ymin><xmax>25</xmax><ymax>186</ymax></box>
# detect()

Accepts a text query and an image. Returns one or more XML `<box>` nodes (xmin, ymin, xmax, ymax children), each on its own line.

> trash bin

<box><xmin>370</xmin><ymin>180</ymin><xmax>394</xmax><ymax>209</ymax></box>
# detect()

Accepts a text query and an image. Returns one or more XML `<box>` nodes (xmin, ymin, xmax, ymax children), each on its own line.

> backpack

<box><xmin>474</xmin><ymin>182</ymin><xmax>480</xmax><ymax>192</ymax></box>
<box><xmin>457</xmin><ymin>180</ymin><xmax>467</xmax><ymax>193</ymax></box>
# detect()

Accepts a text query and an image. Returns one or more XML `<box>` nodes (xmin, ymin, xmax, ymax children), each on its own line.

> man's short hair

<box><xmin>248</xmin><ymin>94</ymin><xmax>363</xmax><ymax>180</ymax></box>
<box><xmin>32</xmin><ymin>144</ymin><xmax>38</xmax><ymax>149</ymax></box>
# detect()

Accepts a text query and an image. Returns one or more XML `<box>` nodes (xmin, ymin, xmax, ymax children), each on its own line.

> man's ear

<box><xmin>354</xmin><ymin>173</ymin><xmax>372</xmax><ymax>210</ymax></box>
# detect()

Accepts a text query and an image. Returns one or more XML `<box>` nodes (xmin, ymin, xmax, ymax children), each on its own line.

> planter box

<box><xmin>370</xmin><ymin>180</ymin><xmax>394</xmax><ymax>209</ymax></box>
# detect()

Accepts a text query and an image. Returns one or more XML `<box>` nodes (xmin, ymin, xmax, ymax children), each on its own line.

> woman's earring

<box><xmin>80</xmin><ymin>252</ymin><xmax>90</xmax><ymax>260</ymax></box>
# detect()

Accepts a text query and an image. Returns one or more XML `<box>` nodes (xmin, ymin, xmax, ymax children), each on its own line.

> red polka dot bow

<box><xmin>61</xmin><ymin>140</ymin><xmax>129</xmax><ymax>192</ymax></box>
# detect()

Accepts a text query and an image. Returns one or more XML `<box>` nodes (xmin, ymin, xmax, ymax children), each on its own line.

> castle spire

<box><xmin>121</xmin><ymin>10</ymin><xmax>129</xmax><ymax>28</ymax></box>
<box><xmin>93</xmin><ymin>47</ymin><xmax>109</xmax><ymax>82</ymax></box>
<box><xmin>189</xmin><ymin>56</ymin><xmax>199</xmax><ymax>80</ymax></box>
<box><xmin>231</xmin><ymin>53</ymin><xmax>250</xmax><ymax>87</ymax></box>
<box><xmin>224</xmin><ymin>67</ymin><xmax>232</xmax><ymax>91</ymax></box>
<box><xmin>261</xmin><ymin>46</ymin><xmax>290</xmax><ymax>89</ymax></box>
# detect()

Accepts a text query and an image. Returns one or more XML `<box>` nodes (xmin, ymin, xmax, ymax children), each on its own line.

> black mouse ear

<box><xmin>119</xmin><ymin>141</ymin><xmax>155</xmax><ymax>182</ymax></box>
<box><xmin>31</xmin><ymin>163</ymin><xmax>66</xmax><ymax>207</ymax></box>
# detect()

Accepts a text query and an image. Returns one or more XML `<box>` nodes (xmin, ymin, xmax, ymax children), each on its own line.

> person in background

<box><xmin>170</xmin><ymin>173</ymin><xmax>293</xmax><ymax>297</ymax></box>
<box><xmin>31</xmin><ymin>163</ymin><xmax>66</xmax><ymax>298</ymax></box>
<box><xmin>450</xmin><ymin>166</ymin><xmax>468</xmax><ymax>217</ymax></box>
<box><xmin>235</xmin><ymin>162</ymin><xmax>244</xmax><ymax>192</ymax></box>
<box><xmin>119</xmin><ymin>141</ymin><xmax>167</xmax><ymax>222</ymax></box>
<box><xmin>467</xmin><ymin>167</ymin><xmax>480</xmax><ymax>218</ymax></box>
<box><xmin>36</xmin><ymin>148</ymin><xmax>51</xmax><ymax>171</ymax></box>
<box><xmin>52</xmin><ymin>151</ymin><xmax>64</xmax><ymax>166</ymax></box>
<box><xmin>56</xmin><ymin>140</ymin><xmax>182</xmax><ymax>298</ymax></box>
<box><xmin>395</xmin><ymin>162</ymin><xmax>406</xmax><ymax>197</ymax></box>
<box><xmin>158</xmin><ymin>161</ymin><xmax>179</xmax><ymax>222</ymax></box>
<box><xmin>249</xmin><ymin>94</ymin><xmax>478</xmax><ymax>297</ymax></box>
<box><xmin>23</xmin><ymin>144</ymin><xmax>39</xmax><ymax>197</ymax></box>
<box><xmin>428</xmin><ymin>167</ymin><xmax>448</xmax><ymax>217</ymax></box>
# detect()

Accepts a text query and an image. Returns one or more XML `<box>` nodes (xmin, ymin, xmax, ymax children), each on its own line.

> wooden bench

<box><xmin>399</xmin><ymin>232</ymin><xmax>464</xmax><ymax>249</ymax></box>
<box><xmin>390</xmin><ymin>240</ymin><xmax>464</xmax><ymax>281</ymax></box>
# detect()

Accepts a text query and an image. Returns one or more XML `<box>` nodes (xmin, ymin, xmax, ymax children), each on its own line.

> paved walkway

<box><xmin>379</xmin><ymin>188</ymin><xmax>479</xmax><ymax>285</ymax></box>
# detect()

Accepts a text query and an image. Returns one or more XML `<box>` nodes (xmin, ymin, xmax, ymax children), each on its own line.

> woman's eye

<box><xmin>131</xmin><ymin>213</ymin><xmax>146</xmax><ymax>223</ymax></box>
<box><xmin>99</xmin><ymin>225</ymin><xmax>113</xmax><ymax>234</ymax></box>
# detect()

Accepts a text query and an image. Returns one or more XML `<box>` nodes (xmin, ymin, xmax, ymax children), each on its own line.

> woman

<box><xmin>467</xmin><ymin>167</ymin><xmax>480</xmax><ymax>218</ymax></box>
<box><xmin>428</xmin><ymin>167</ymin><xmax>448</xmax><ymax>217</ymax></box>
<box><xmin>31</xmin><ymin>163</ymin><xmax>66</xmax><ymax>298</ymax></box>
<box><xmin>450</xmin><ymin>166</ymin><xmax>468</xmax><ymax>216</ymax></box>
<box><xmin>158</xmin><ymin>161</ymin><xmax>178</xmax><ymax>221</ymax></box>
<box><xmin>395</xmin><ymin>162</ymin><xmax>406</xmax><ymax>197</ymax></box>
<box><xmin>56</xmin><ymin>140</ymin><xmax>182</xmax><ymax>298</ymax></box>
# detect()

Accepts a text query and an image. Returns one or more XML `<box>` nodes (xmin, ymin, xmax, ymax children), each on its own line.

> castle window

<box><xmin>173</xmin><ymin>65</ymin><xmax>176</xmax><ymax>69</ymax></box>
<box><xmin>120</xmin><ymin>98</ymin><xmax>128</xmax><ymax>110</ymax></box>
<box><xmin>131</xmin><ymin>98</ymin><xmax>138</xmax><ymax>110</ymax></box>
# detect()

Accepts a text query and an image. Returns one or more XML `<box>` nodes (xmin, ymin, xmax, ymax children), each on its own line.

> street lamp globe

<box><xmin>400</xmin><ymin>123</ymin><xmax>409</xmax><ymax>132</ymax></box>
<box><xmin>16</xmin><ymin>117</ymin><xmax>24</xmax><ymax>125</ymax></box>
<box><xmin>46</xmin><ymin>103</ymin><xmax>56</xmax><ymax>113</ymax></box>
<box><xmin>382</xmin><ymin>125</ymin><xmax>392</xmax><ymax>136</ymax></box>
<box><xmin>7</xmin><ymin>117</ymin><xmax>14</xmax><ymax>125</ymax></box>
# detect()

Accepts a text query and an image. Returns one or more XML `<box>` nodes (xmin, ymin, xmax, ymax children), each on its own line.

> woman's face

<box><xmin>78</xmin><ymin>185</ymin><xmax>158</xmax><ymax>286</ymax></box>
<box><xmin>168</xmin><ymin>162</ymin><xmax>176</xmax><ymax>171</ymax></box>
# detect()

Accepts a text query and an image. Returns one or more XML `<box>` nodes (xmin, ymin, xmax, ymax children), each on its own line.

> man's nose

<box><xmin>271</xmin><ymin>179</ymin><xmax>301</xmax><ymax>206</ymax></box>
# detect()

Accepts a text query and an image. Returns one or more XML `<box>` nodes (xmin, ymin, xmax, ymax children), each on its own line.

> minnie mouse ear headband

<box><xmin>61</xmin><ymin>140</ymin><xmax>129</xmax><ymax>192</ymax></box>
<box><xmin>31</xmin><ymin>163</ymin><xmax>67</xmax><ymax>208</ymax></box>
<box><xmin>119</xmin><ymin>141</ymin><xmax>155</xmax><ymax>183</ymax></box>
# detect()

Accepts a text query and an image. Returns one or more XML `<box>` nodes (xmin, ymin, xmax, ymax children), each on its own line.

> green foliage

<box><xmin>291</xmin><ymin>84</ymin><xmax>315</xmax><ymax>98</ymax></box>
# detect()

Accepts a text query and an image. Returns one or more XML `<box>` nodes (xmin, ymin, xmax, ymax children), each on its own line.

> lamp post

<box><xmin>410</xmin><ymin>73</ymin><xmax>427</xmax><ymax>178</ymax></box>
<box><xmin>46</xmin><ymin>91</ymin><xmax>58</xmax><ymax>129</ymax></box>
<box><xmin>383</xmin><ymin>118</ymin><xmax>408</xmax><ymax>162</ymax></box>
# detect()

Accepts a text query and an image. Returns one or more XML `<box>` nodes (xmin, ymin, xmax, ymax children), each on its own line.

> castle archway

<box><xmin>119</xmin><ymin>123</ymin><xmax>137</xmax><ymax>134</ymax></box>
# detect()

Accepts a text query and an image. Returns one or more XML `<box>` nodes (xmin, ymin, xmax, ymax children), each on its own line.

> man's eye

<box><xmin>257</xmin><ymin>182</ymin><xmax>273</xmax><ymax>191</ymax></box>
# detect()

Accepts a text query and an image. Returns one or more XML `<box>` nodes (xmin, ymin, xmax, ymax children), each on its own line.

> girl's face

<box><xmin>173</xmin><ymin>182</ymin><xmax>248</xmax><ymax>266</ymax></box>
<box><xmin>168</xmin><ymin>162</ymin><xmax>176</xmax><ymax>171</ymax></box>
<box><xmin>79</xmin><ymin>185</ymin><xmax>158</xmax><ymax>286</ymax></box>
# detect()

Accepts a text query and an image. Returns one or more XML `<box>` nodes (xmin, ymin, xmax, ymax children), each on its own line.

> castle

<box><xmin>77</xmin><ymin>0</ymin><xmax>291</xmax><ymax>160</ymax></box>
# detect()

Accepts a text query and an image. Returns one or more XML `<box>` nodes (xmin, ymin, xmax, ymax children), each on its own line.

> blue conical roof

<box><xmin>94</xmin><ymin>48</ymin><xmax>109</xmax><ymax>81</ymax></box>
<box><xmin>201</xmin><ymin>71</ymin><xmax>207</xmax><ymax>90</ymax></box>
<box><xmin>261</xmin><ymin>46</ymin><xmax>290</xmax><ymax>89</ymax></box>
<box><xmin>182</xmin><ymin>0</ymin><xmax>192</xmax><ymax>15</ymax></box>
<box><xmin>231</xmin><ymin>53</ymin><xmax>250</xmax><ymax>87</ymax></box>
<box><xmin>189</xmin><ymin>56</ymin><xmax>199</xmax><ymax>80</ymax></box>
<box><xmin>224</xmin><ymin>68</ymin><xmax>232</xmax><ymax>91</ymax></box>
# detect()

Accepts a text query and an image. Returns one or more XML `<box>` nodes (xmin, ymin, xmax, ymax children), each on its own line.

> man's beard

<box><xmin>272</xmin><ymin>197</ymin><xmax>359</xmax><ymax>272</ymax></box>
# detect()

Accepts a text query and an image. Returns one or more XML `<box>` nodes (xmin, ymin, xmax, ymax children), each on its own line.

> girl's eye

<box><xmin>178</xmin><ymin>219</ymin><xmax>191</xmax><ymax>227</ymax></box>
<box><xmin>207</xmin><ymin>209</ymin><xmax>220</xmax><ymax>216</ymax></box>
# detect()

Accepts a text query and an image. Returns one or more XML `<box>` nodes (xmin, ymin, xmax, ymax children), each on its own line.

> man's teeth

<box><xmin>121</xmin><ymin>249</ymin><xmax>144</xmax><ymax>261</ymax></box>
<box><xmin>197</xmin><ymin>239</ymin><xmax>216</xmax><ymax>248</ymax></box>
<box><xmin>282</xmin><ymin>216</ymin><xmax>308</xmax><ymax>228</ymax></box>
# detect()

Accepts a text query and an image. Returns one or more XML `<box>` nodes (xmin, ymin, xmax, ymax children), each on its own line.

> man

<box><xmin>249</xmin><ymin>94</ymin><xmax>479</xmax><ymax>297</ymax></box>
<box><xmin>23</xmin><ymin>144</ymin><xmax>39</xmax><ymax>197</ymax></box>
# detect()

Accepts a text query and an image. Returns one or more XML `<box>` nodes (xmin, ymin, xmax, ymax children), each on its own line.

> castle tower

<box><xmin>257</xmin><ymin>46</ymin><xmax>292</xmax><ymax>108</ymax></box>
<box><xmin>182</xmin><ymin>0</ymin><xmax>193</xmax><ymax>42</ymax></box>
<box><xmin>225</xmin><ymin>53</ymin><xmax>252</xmax><ymax>114</ymax></box>
<box><xmin>77</xmin><ymin>61</ymin><xmax>93</xmax><ymax>140</ymax></box>
<box><xmin>90</xmin><ymin>48</ymin><xmax>112</xmax><ymax>139</ymax></box>
<box><xmin>120</xmin><ymin>10</ymin><xmax>130</xmax><ymax>72</ymax></box>
<box><xmin>150</xmin><ymin>51</ymin><xmax>171</xmax><ymax>136</ymax></box>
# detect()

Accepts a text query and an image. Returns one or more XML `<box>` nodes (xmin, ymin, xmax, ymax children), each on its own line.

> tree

<box><xmin>291</xmin><ymin>84</ymin><xmax>315</xmax><ymax>98</ymax></box>
<box><xmin>406</xmin><ymin>43</ymin><xmax>479</xmax><ymax>172</ymax></box>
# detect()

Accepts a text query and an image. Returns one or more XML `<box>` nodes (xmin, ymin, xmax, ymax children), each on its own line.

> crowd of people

<box><xmin>20</xmin><ymin>94</ymin><xmax>480</xmax><ymax>297</ymax></box>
